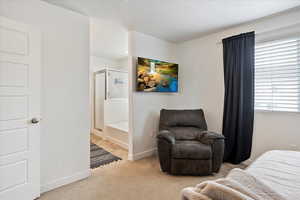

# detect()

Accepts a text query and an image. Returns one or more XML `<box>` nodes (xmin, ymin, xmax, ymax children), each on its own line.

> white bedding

<box><xmin>246</xmin><ymin>150</ymin><xmax>300</xmax><ymax>199</ymax></box>
<box><xmin>181</xmin><ymin>168</ymin><xmax>285</xmax><ymax>200</ymax></box>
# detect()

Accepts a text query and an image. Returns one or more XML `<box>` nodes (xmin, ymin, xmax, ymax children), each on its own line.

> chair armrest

<box><xmin>199</xmin><ymin>131</ymin><xmax>225</xmax><ymax>173</ymax></box>
<box><xmin>157</xmin><ymin>130</ymin><xmax>175</xmax><ymax>172</ymax></box>
<box><xmin>157</xmin><ymin>130</ymin><xmax>175</xmax><ymax>144</ymax></box>
<box><xmin>199</xmin><ymin>131</ymin><xmax>224</xmax><ymax>145</ymax></box>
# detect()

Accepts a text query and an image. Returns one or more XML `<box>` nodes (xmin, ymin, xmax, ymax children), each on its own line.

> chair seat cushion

<box><xmin>172</xmin><ymin>140</ymin><xmax>212</xmax><ymax>160</ymax></box>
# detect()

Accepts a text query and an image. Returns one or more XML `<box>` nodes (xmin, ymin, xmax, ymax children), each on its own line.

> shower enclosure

<box><xmin>93</xmin><ymin>68</ymin><xmax>129</xmax><ymax>149</ymax></box>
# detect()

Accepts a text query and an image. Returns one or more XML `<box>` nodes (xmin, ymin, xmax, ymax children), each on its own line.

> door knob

<box><xmin>31</xmin><ymin>118</ymin><xmax>40</xmax><ymax>124</ymax></box>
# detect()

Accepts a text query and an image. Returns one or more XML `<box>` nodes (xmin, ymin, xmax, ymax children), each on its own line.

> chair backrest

<box><xmin>159</xmin><ymin>109</ymin><xmax>208</xmax><ymax>131</ymax></box>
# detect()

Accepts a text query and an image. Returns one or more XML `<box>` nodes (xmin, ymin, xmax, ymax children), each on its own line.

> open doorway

<box><xmin>89</xmin><ymin>18</ymin><xmax>129</xmax><ymax>169</ymax></box>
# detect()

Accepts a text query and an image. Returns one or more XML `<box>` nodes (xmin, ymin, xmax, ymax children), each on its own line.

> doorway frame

<box><xmin>91</xmin><ymin>66</ymin><xmax>133</xmax><ymax>160</ymax></box>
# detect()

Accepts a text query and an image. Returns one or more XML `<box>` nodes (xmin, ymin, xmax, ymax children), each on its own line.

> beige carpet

<box><xmin>39</xmin><ymin>156</ymin><xmax>246</xmax><ymax>200</ymax></box>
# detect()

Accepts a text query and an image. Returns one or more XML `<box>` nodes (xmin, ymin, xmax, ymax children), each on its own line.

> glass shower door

<box><xmin>107</xmin><ymin>70</ymin><xmax>128</xmax><ymax>99</ymax></box>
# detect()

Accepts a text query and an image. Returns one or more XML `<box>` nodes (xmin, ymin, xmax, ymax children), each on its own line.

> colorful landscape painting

<box><xmin>137</xmin><ymin>57</ymin><xmax>178</xmax><ymax>92</ymax></box>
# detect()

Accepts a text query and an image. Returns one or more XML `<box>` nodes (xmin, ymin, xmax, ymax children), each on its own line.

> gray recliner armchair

<box><xmin>157</xmin><ymin>109</ymin><xmax>225</xmax><ymax>175</ymax></box>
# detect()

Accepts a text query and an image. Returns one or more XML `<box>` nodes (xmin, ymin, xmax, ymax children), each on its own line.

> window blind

<box><xmin>255</xmin><ymin>37</ymin><xmax>300</xmax><ymax>112</ymax></box>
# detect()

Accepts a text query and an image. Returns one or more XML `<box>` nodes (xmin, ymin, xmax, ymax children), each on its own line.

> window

<box><xmin>255</xmin><ymin>37</ymin><xmax>300</xmax><ymax>112</ymax></box>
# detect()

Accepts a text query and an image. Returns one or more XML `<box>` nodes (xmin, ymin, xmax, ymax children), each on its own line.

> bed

<box><xmin>181</xmin><ymin>150</ymin><xmax>300</xmax><ymax>200</ymax></box>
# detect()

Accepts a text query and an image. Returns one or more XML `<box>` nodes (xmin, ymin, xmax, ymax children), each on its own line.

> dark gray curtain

<box><xmin>222</xmin><ymin>32</ymin><xmax>255</xmax><ymax>164</ymax></box>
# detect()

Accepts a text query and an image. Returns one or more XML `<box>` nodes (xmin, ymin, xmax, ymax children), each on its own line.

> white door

<box><xmin>0</xmin><ymin>17</ymin><xmax>41</xmax><ymax>200</ymax></box>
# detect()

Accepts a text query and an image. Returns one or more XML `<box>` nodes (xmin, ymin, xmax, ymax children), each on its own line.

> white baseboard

<box><xmin>128</xmin><ymin>148</ymin><xmax>157</xmax><ymax>161</ymax></box>
<box><xmin>92</xmin><ymin>129</ymin><xmax>106</xmax><ymax>139</ymax></box>
<box><xmin>105</xmin><ymin>135</ymin><xmax>128</xmax><ymax>150</ymax></box>
<box><xmin>92</xmin><ymin>129</ymin><xmax>128</xmax><ymax>150</ymax></box>
<box><xmin>40</xmin><ymin>170</ymin><xmax>91</xmax><ymax>193</ymax></box>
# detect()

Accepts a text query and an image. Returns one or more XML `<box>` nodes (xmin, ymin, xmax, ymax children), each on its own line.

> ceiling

<box><xmin>43</xmin><ymin>0</ymin><xmax>300</xmax><ymax>42</ymax></box>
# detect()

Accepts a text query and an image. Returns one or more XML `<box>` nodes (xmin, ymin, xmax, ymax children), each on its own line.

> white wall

<box><xmin>90</xmin><ymin>56</ymin><xmax>128</xmax><ymax>72</ymax></box>
<box><xmin>90</xmin><ymin>56</ymin><xmax>120</xmax><ymax>72</ymax></box>
<box><xmin>177</xmin><ymin>8</ymin><xmax>300</xmax><ymax>162</ymax></box>
<box><xmin>129</xmin><ymin>31</ymin><xmax>178</xmax><ymax>159</ymax></box>
<box><xmin>90</xmin><ymin>17</ymin><xmax>128</xmax><ymax>60</ymax></box>
<box><xmin>117</xmin><ymin>57</ymin><xmax>129</xmax><ymax>71</ymax></box>
<box><xmin>0</xmin><ymin>0</ymin><xmax>90</xmax><ymax>192</ymax></box>
<box><xmin>128</xmin><ymin>30</ymin><xmax>216</xmax><ymax>159</ymax></box>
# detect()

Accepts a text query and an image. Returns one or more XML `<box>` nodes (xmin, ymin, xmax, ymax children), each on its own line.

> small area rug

<box><xmin>90</xmin><ymin>142</ymin><xmax>121</xmax><ymax>169</ymax></box>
